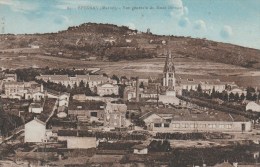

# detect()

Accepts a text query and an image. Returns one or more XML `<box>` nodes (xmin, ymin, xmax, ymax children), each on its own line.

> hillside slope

<box><xmin>0</xmin><ymin>23</ymin><xmax>259</xmax><ymax>69</ymax></box>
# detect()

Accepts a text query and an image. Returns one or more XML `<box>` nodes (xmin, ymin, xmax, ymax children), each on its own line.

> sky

<box><xmin>0</xmin><ymin>0</ymin><xmax>259</xmax><ymax>49</ymax></box>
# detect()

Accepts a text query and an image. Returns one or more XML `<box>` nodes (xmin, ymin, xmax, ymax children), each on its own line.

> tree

<box><xmin>197</xmin><ymin>84</ymin><xmax>202</xmax><ymax>93</ymax></box>
<box><xmin>234</xmin><ymin>93</ymin><xmax>240</xmax><ymax>102</ymax></box>
<box><xmin>111</xmin><ymin>75</ymin><xmax>119</xmax><ymax>84</ymax></box>
<box><xmin>229</xmin><ymin>92</ymin><xmax>235</xmax><ymax>101</ymax></box>
<box><xmin>139</xmin><ymin>82</ymin><xmax>144</xmax><ymax>89</ymax></box>
<box><xmin>240</xmin><ymin>93</ymin><xmax>245</xmax><ymax>101</ymax></box>
<box><xmin>246</xmin><ymin>92</ymin><xmax>252</xmax><ymax>101</ymax></box>
<box><xmin>79</xmin><ymin>80</ymin><xmax>85</xmax><ymax>88</ymax></box>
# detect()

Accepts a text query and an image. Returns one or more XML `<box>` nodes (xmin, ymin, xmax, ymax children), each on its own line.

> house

<box><xmin>24</xmin><ymin>118</ymin><xmax>46</xmax><ymax>143</ymax></box>
<box><xmin>2</xmin><ymin>73</ymin><xmax>17</xmax><ymax>82</ymax></box>
<box><xmin>140</xmin><ymin>107</ymin><xmax>252</xmax><ymax>132</ymax></box>
<box><xmin>246</xmin><ymin>101</ymin><xmax>260</xmax><ymax>112</ymax></box>
<box><xmin>227</xmin><ymin>88</ymin><xmax>247</xmax><ymax>96</ymax></box>
<box><xmin>25</xmin><ymin>91</ymin><xmax>45</xmax><ymax>101</ymax></box>
<box><xmin>28</xmin><ymin>103</ymin><xmax>43</xmax><ymax>114</ymax></box>
<box><xmin>3</xmin><ymin>81</ymin><xmax>42</xmax><ymax>99</ymax></box>
<box><xmin>44</xmin><ymin>90</ymin><xmax>70</xmax><ymax>107</ymax></box>
<box><xmin>68</xmin><ymin>100</ymin><xmax>105</xmax><ymax>122</ymax></box>
<box><xmin>57</xmin><ymin>130</ymin><xmax>97</xmax><ymax>149</ymax></box>
<box><xmin>213</xmin><ymin>162</ymin><xmax>236</xmax><ymax>167</ymax></box>
<box><xmin>104</xmin><ymin>102</ymin><xmax>127</xmax><ymax>128</ymax></box>
<box><xmin>96</xmin><ymin>83</ymin><xmax>119</xmax><ymax>96</ymax></box>
<box><xmin>132</xmin><ymin>144</ymin><xmax>148</xmax><ymax>155</ymax></box>
<box><xmin>58</xmin><ymin>92</ymin><xmax>70</xmax><ymax>107</ymax></box>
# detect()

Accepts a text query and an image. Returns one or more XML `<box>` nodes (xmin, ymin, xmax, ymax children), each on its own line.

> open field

<box><xmin>0</xmin><ymin>53</ymin><xmax>259</xmax><ymax>87</ymax></box>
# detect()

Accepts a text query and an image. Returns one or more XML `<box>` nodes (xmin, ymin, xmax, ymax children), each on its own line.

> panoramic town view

<box><xmin>0</xmin><ymin>0</ymin><xmax>260</xmax><ymax>167</ymax></box>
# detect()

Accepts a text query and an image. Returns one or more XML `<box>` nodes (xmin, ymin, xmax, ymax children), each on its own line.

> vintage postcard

<box><xmin>0</xmin><ymin>0</ymin><xmax>260</xmax><ymax>166</ymax></box>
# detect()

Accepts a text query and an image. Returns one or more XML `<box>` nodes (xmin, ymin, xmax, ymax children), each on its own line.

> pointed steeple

<box><xmin>163</xmin><ymin>50</ymin><xmax>175</xmax><ymax>73</ymax></box>
<box><xmin>163</xmin><ymin>50</ymin><xmax>176</xmax><ymax>88</ymax></box>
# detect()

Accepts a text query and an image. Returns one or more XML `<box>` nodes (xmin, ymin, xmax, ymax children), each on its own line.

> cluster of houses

<box><xmin>0</xmin><ymin>51</ymin><xmax>259</xmax><ymax>166</ymax></box>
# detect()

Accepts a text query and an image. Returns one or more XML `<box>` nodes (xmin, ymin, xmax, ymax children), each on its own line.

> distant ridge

<box><xmin>0</xmin><ymin>22</ymin><xmax>259</xmax><ymax>69</ymax></box>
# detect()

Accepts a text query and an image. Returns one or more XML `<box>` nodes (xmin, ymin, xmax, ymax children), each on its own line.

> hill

<box><xmin>0</xmin><ymin>23</ymin><xmax>260</xmax><ymax>69</ymax></box>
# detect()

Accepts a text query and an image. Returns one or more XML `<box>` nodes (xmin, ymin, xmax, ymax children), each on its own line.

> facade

<box><xmin>28</xmin><ymin>103</ymin><xmax>43</xmax><ymax>114</ymax></box>
<box><xmin>104</xmin><ymin>102</ymin><xmax>127</xmax><ymax>128</ymax></box>
<box><xmin>246</xmin><ymin>101</ymin><xmax>260</xmax><ymax>112</ymax></box>
<box><xmin>3</xmin><ymin>81</ymin><xmax>42</xmax><ymax>99</ymax></box>
<box><xmin>66</xmin><ymin>137</ymin><xmax>97</xmax><ymax>149</ymax></box>
<box><xmin>180</xmin><ymin>78</ymin><xmax>237</xmax><ymax>94</ymax></box>
<box><xmin>141</xmin><ymin>107</ymin><xmax>252</xmax><ymax>132</ymax></box>
<box><xmin>227</xmin><ymin>88</ymin><xmax>247</xmax><ymax>96</ymax></box>
<box><xmin>25</xmin><ymin>91</ymin><xmax>45</xmax><ymax>101</ymax></box>
<box><xmin>36</xmin><ymin>74</ymin><xmax>114</xmax><ymax>90</ymax></box>
<box><xmin>24</xmin><ymin>118</ymin><xmax>46</xmax><ymax>143</ymax></box>
<box><xmin>2</xmin><ymin>73</ymin><xmax>17</xmax><ymax>82</ymax></box>
<box><xmin>68</xmin><ymin>100</ymin><xmax>105</xmax><ymax>122</ymax></box>
<box><xmin>96</xmin><ymin>83</ymin><xmax>119</xmax><ymax>96</ymax></box>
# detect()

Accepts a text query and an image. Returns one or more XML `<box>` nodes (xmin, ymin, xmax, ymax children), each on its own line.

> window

<box><xmin>154</xmin><ymin>123</ymin><xmax>162</xmax><ymax>127</ymax></box>
<box><xmin>173</xmin><ymin>123</ymin><xmax>180</xmax><ymax>128</ymax></box>
<box><xmin>219</xmin><ymin>124</ymin><xmax>224</xmax><ymax>129</ymax></box>
<box><xmin>91</xmin><ymin>112</ymin><xmax>97</xmax><ymax>117</ymax></box>
<box><xmin>164</xmin><ymin>123</ymin><xmax>170</xmax><ymax>128</ymax></box>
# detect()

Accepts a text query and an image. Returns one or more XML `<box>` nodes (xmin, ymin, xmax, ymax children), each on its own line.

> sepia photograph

<box><xmin>0</xmin><ymin>0</ymin><xmax>260</xmax><ymax>166</ymax></box>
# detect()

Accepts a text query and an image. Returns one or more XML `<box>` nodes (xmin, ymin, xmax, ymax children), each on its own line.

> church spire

<box><xmin>163</xmin><ymin>50</ymin><xmax>175</xmax><ymax>73</ymax></box>
<box><xmin>163</xmin><ymin>50</ymin><xmax>176</xmax><ymax>87</ymax></box>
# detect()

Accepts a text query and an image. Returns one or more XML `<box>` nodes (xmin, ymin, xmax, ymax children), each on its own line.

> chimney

<box><xmin>136</xmin><ymin>77</ymin><xmax>139</xmax><ymax>102</ymax></box>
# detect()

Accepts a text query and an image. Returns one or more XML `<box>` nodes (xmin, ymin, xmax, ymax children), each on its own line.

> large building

<box><xmin>36</xmin><ymin>74</ymin><xmax>116</xmax><ymax>90</ymax></box>
<box><xmin>96</xmin><ymin>83</ymin><xmax>119</xmax><ymax>96</ymax></box>
<box><xmin>179</xmin><ymin>78</ymin><xmax>237</xmax><ymax>94</ymax></box>
<box><xmin>141</xmin><ymin>107</ymin><xmax>252</xmax><ymax>132</ymax></box>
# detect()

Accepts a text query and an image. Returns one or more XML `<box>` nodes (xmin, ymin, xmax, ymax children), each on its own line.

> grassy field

<box><xmin>0</xmin><ymin>53</ymin><xmax>259</xmax><ymax>88</ymax></box>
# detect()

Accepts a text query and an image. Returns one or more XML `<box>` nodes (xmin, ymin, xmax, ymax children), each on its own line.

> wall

<box><xmin>134</xmin><ymin>148</ymin><xmax>148</xmax><ymax>154</ymax></box>
<box><xmin>150</xmin><ymin>120</ymin><xmax>252</xmax><ymax>132</ymax></box>
<box><xmin>66</xmin><ymin>137</ymin><xmax>97</xmax><ymax>149</ymax></box>
<box><xmin>24</xmin><ymin>120</ymin><xmax>46</xmax><ymax>143</ymax></box>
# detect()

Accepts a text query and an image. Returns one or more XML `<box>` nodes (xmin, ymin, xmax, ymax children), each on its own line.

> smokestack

<box><xmin>136</xmin><ymin>77</ymin><xmax>139</xmax><ymax>102</ymax></box>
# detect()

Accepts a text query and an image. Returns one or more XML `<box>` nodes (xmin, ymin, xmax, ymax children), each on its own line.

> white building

<box><xmin>228</xmin><ymin>88</ymin><xmax>247</xmax><ymax>96</ymax></box>
<box><xmin>67</xmin><ymin>137</ymin><xmax>97</xmax><ymax>149</ymax></box>
<box><xmin>133</xmin><ymin>145</ymin><xmax>148</xmax><ymax>155</ymax></box>
<box><xmin>141</xmin><ymin>107</ymin><xmax>252</xmax><ymax>133</ymax></box>
<box><xmin>28</xmin><ymin>103</ymin><xmax>43</xmax><ymax>114</ymax></box>
<box><xmin>96</xmin><ymin>83</ymin><xmax>119</xmax><ymax>96</ymax></box>
<box><xmin>24</xmin><ymin>118</ymin><xmax>46</xmax><ymax>143</ymax></box>
<box><xmin>246</xmin><ymin>101</ymin><xmax>260</xmax><ymax>112</ymax></box>
<box><xmin>36</xmin><ymin>74</ymin><xmax>115</xmax><ymax>91</ymax></box>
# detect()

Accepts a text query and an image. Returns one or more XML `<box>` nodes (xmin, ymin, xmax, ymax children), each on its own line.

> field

<box><xmin>0</xmin><ymin>52</ymin><xmax>259</xmax><ymax>88</ymax></box>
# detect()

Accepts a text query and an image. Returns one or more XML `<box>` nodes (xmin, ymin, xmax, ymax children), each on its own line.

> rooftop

<box><xmin>140</xmin><ymin>107</ymin><xmax>250</xmax><ymax>122</ymax></box>
<box><xmin>69</xmin><ymin>100</ymin><xmax>105</xmax><ymax>110</ymax></box>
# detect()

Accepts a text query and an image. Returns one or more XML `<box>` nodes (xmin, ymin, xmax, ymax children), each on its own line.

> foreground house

<box><xmin>24</xmin><ymin>118</ymin><xmax>46</xmax><ymax>143</ymax></box>
<box><xmin>141</xmin><ymin>107</ymin><xmax>252</xmax><ymax>132</ymax></box>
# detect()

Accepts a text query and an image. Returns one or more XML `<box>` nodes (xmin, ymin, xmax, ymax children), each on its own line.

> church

<box><xmin>158</xmin><ymin>51</ymin><xmax>181</xmax><ymax>105</ymax></box>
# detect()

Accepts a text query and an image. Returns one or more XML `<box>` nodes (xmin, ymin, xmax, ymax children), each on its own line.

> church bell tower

<box><xmin>163</xmin><ymin>51</ymin><xmax>176</xmax><ymax>88</ymax></box>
